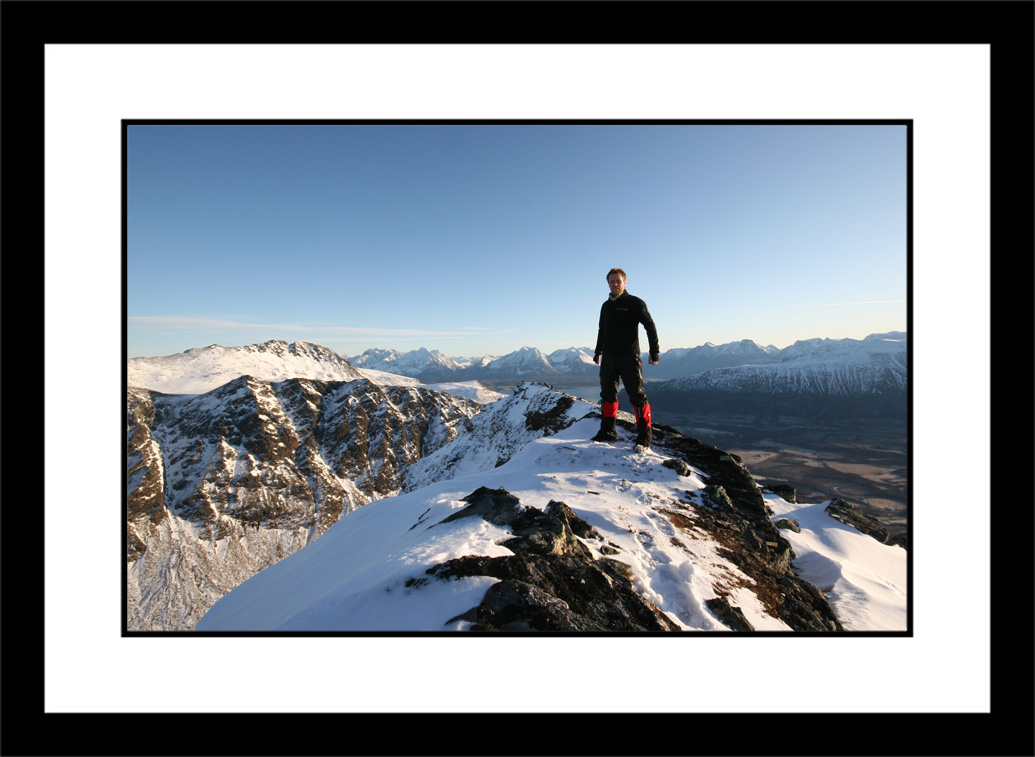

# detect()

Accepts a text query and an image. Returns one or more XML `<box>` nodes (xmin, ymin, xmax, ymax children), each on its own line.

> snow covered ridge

<box><xmin>196</xmin><ymin>386</ymin><xmax>907</xmax><ymax>633</ymax></box>
<box><xmin>128</xmin><ymin>340</ymin><xmax>367</xmax><ymax>394</ymax></box>
<box><xmin>127</xmin><ymin>368</ymin><xmax>906</xmax><ymax>633</ymax></box>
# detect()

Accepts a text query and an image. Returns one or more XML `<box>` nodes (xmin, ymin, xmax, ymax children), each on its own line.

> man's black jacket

<box><xmin>594</xmin><ymin>291</ymin><xmax>660</xmax><ymax>360</ymax></box>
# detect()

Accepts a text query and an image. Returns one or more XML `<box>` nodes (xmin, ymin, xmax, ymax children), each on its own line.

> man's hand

<box><xmin>649</xmin><ymin>355</ymin><xmax>659</xmax><ymax>366</ymax></box>
<box><xmin>593</xmin><ymin>355</ymin><xmax>601</xmax><ymax>365</ymax></box>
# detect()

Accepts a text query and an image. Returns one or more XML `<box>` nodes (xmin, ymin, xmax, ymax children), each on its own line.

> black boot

<box><xmin>593</xmin><ymin>415</ymin><xmax>618</xmax><ymax>442</ymax></box>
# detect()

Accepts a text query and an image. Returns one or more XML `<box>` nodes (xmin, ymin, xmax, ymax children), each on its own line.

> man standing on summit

<box><xmin>592</xmin><ymin>268</ymin><xmax>660</xmax><ymax>449</ymax></box>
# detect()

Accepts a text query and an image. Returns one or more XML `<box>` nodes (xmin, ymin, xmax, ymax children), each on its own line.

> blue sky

<box><xmin>126</xmin><ymin>122</ymin><xmax>908</xmax><ymax>359</ymax></box>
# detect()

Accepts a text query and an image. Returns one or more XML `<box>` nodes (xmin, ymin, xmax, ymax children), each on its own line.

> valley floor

<box><xmin>486</xmin><ymin>382</ymin><xmax>909</xmax><ymax>542</ymax></box>
<box><xmin>668</xmin><ymin>414</ymin><xmax>909</xmax><ymax>540</ymax></box>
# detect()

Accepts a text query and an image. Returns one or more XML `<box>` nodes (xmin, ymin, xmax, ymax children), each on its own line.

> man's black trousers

<box><xmin>599</xmin><ymin>353</ymin><xmax>648</xmax><ymax>407</ymax></box>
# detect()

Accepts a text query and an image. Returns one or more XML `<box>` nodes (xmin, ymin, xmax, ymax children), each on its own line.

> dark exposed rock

<box><xmin>826</xmin><ymin>498</ymin><xmax>891</xmax><ymax>544</ymax></box>
<box><xmin>545</xmin><ymin>499</ymin><xmax>601</xmax><ymax>541</ymax></box>
<box><xmin>704</xmin><ymin>483</ymin><xmax>736</xmax><ymax>511</ymax></box>
<box><xmin>889</xmin><ymin>533</ymin><xmax>909</xmax><ymax>550</ymax></box>
<box><xmin>524</xmin><ymin>392</ymin><xmax>575</xmax><ymax>433</ymax></box>
<box><xmin>456</xmin><ymin>579</ymin><xmax>612</xmax><ymax>632</ymax></box>
<box><xmin>438</xmin><ymin>486</ymin><xmax>524</xmax><ymax>527</ymax></box>
<box><xmin>434</xmin><ymin>552</ymin><xmax>681</xmax><ymax>632</ymax></box>
<box><xmin>126</xmin><ymin>389</ymin><xmax>167</xmax><ymax>560</ymax></box>
<box><xmin>706</xmin><ymin>596</ymin><xmax>755</xmax><ymax>632</ymax></box>
<box><xmin>778</xmin><ymin>574</ymin><xmax>844</xmax><ymax>632</ymax></box>
<box><xmin>425</xmin><ymin>487</ymin><xmax>681</xmax><ymax>632</ymax></box>
<box><xmin>661</xmin><ymin>457</ymin><xmax>694</xmax><ymax>477</ymax></box>
<box><xmin>763</xmin><ymin>484</ymin><xmax>798</xmax><ymax>503</ymax></box>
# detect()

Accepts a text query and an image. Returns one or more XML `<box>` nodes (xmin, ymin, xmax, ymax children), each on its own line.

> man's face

<box><xmin>607</xmin><ymin>274</ymin><xmax>626</xmax><ymax>296</ymax></box>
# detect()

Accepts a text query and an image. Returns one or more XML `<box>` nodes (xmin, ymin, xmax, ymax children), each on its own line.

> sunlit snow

<box><xmin>197</xmin><ymin>407</ymin><xmax>907</xmax><ymax>633</ymax></box>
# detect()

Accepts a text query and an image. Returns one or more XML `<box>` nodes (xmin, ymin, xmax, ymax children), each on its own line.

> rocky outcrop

<box><xmin>644</xmin><ymin>420</ymin><xmax>845</xmax><ymax>632</ymax></box>
<box><xmin>824</xmin><ymin>497</ymin><xmax>910</xmax><ymax>549</ymax></box>
<box><xmin>413</xmin><ymin>441</ymin><xmax>846</xmax><ymax>633</ymax></box>
<box><xmin>417</xmin><ymin>487</ymin><xmax>681</xmax><ymax>632</ymax></box>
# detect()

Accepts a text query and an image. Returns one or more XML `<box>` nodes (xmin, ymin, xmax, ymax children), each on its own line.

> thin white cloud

<box><xmin>127</xmin><ymin>316</ymin><xmax>514</xmax><ymax>340</ymax></box>
<box><xmin>813</xmin><ymin>300</ymin><xmax>907</xmax><ymax>307</ymax></box>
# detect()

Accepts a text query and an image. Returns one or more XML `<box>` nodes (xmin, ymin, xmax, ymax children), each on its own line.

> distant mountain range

<box><xmin>129</xmin><ymin>332</ymin><xmax>907</xmax><ymax>395</ymax></box>
<box><xmin>645</xmin><ymin>332</ymin><xmax>908</xmax><ymax>420</ymax></box>
<box><xmin>345</xmin><ymin>341</ymin><xmax>779</xmax><ymax>382</ymax></box>
<box><xmin>346</xmin><ymin>345</ymin><xmax>598</xmax><ymax>382</ymax></box>
<box><xmin>346</xmin><ymin>334</ymin><xmax>907</xmax><ymax>390</ymax></box>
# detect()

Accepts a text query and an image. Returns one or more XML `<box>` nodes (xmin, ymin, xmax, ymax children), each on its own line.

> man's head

<box><xmin>606</xmin><ymin>268</ymin><xmax>627</xmax><ymax>296</ymax></box>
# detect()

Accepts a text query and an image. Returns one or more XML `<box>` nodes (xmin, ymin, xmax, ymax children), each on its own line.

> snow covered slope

<box><xmin>197</xmin><ymin>387</ymin><xmax>907</xmax><ymax>633</ymax></box>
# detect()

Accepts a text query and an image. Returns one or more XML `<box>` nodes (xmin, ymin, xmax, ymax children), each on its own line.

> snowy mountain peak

<box><xmin>719</xmin><ymin>338</ymin><xmax>765</xmax><ymax>352</ymax></box>
<box><xmin>547</xmin><ymin>346</ymin><xmax>597</xmax><ymax>374</ymax></box>
<box><xmin>128</xmin><ymin>340</ymin><xmax>367</xmax><ymax>395</ymax></box>
<box><xmin>350</xmin><ymin>347</ymin><xmax>403</xmax><ymax>367</ymax></box>
<box><xmin>481</xmin><ymin>345</ymin><xmax>558</xmax><ymax>376</ymax></box>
